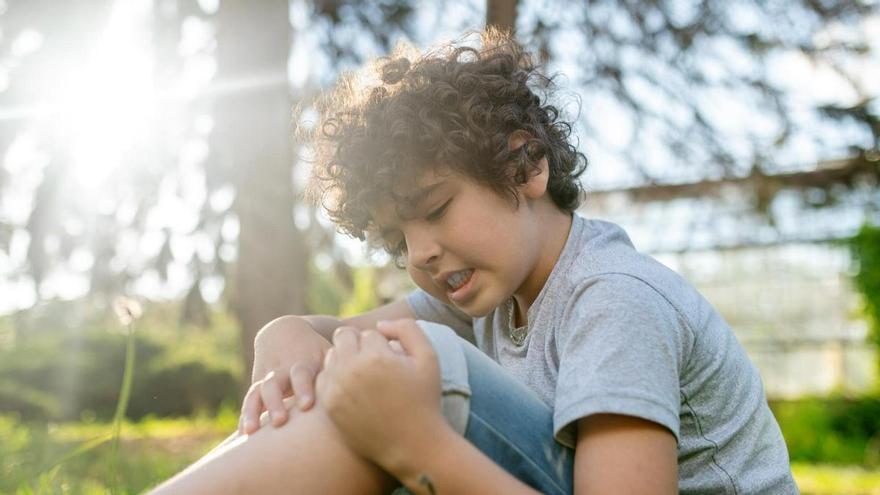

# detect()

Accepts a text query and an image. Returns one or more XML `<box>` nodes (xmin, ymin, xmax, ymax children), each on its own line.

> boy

<box><xmin>152</xmin><ymin>30</ymin><xmax>797</xmax><ymax>494</ymax></box>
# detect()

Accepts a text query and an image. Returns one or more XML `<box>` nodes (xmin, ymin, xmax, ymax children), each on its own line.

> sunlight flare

<box><xmin>49</xmin><ymin>0</ymin><xmax>155</xmax><ymax>189</ymax></box>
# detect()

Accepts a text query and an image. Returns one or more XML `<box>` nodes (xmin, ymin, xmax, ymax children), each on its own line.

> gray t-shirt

<box><xmin>406</xmin><ymin>214</ymin><xmax>797</xmax><ymax>494</ymax></box>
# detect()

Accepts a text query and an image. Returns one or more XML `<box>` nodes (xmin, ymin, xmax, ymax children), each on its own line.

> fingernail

<box><xmin>298</xmin><ymin>394</ymin><xmax>311</xmax><ymax>408</ymax></box>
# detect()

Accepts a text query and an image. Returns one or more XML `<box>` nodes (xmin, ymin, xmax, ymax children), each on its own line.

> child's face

<box><xmin>371</xmin><ymin>167</ymin><xmax>547</xmax><ymax>317</ymax></box>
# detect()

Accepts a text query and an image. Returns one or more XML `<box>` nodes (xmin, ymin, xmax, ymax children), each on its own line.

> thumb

<box><xmin>376</xmin><ymin>319</ymin><xmax>435</xmax><ymax>361</ymax></box>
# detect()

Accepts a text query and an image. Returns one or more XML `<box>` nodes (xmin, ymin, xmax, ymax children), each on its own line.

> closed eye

<box><xmin>426</xmin><ymin>199</ymin><xmax>452</xmax><ymax>221</ymax></box>
<box><xmin>384</xmin><ymin>237</ymin><xmax>406</xmax><ymax>256</ymax></box>
<box><xmin>387</xmin><ymin>238</ymin><xmax>408</xmax><ymax>268</ymax></box>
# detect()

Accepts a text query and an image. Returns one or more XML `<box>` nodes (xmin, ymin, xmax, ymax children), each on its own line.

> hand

<box><xmin>239</xmin><ymin>316</ymin><xmax>331</xmax><ymax>435</ymax></box>
<box><xmin>316</xmin><ymin>319</ymin><xmax>449</xmax><ymax>476</ymax></box>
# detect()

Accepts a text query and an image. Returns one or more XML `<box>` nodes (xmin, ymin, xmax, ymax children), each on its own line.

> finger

<box><xmin>251</xmin><ymin>365</ymin><xmax>266</xmax><ymax>385</ymax></box>
<box><xmin>332</xmin><ymin>326</ymin><xmax>360</xmax><ymax>359</ymax></box>
<box><xmin>323</xmin><ymin>347</ymin><xmax>337</xmax><ymax>370</ymax></box>
<box><xmin>240</xmin><ymin>383</ymin><xmax>265</xmax><ymax>434</ymax></box>
<box><xmin>290</xmin><ymin>362</ymin><xmax>317</xmax><ymax>410</ymax></box>
<box><xmin>360</xmin><ymin>329</ymin><xmax>393</xmax><ymax>354</ymax></box>
<box><xmin>259</xmin><ymin>371</ymin><xmax>289</xmax><ymax>427</ymax></box>
<box><xmin>376</xmin><ymin>319</ymin><xmax>435</xmax><ymax>360</ymax></box>
<box><xmin>315</xmin><ymin>368</ymin><xmax>327</xmax><ymax>402</ymax></box>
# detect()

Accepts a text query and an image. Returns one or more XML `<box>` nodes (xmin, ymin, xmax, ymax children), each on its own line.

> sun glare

<box><xmin>49</xmin><ymin>0</ymin><xmax>155</xmax><ymax>190</ymax></box>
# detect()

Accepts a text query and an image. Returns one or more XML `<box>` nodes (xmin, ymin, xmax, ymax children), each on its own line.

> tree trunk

<box><xmin>215</xmin><ymin>0</ymin><xmax>308</xmax><ymax>385</ymax></box>
<box><xmin>486</xmin><ymin>0</ymin><xmax>518</xmax><ymax>32</ymax></box>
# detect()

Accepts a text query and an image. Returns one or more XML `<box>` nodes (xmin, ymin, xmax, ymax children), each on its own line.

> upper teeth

<box><xmin>447</xmin><ymin>270</ymin><xmax>472</xmax><ymax>290</ymax></box>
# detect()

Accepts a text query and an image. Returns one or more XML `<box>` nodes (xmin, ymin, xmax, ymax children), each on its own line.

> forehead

<box><xmin>369</xmin><ymin>169</ymin><xmax>457</xmax><ymax>227</ymax></box>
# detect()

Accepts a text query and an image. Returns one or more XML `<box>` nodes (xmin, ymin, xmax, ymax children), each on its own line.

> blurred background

<box><xmin>0</xmin><ymin>0</ymin><xmax>878</xmax><ymax>493</ymax></box>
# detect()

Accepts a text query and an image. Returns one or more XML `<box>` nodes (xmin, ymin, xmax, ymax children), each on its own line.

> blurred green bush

<box><xmin>0</xmin><ymin>299</ymin><xmax>243</xmax><ymax>422</ymax></box>
<box><xmin>772</xmin><ymin>396</ymin><xmax>880</xmax><ymax>466</ymax></box>
<box><xmin>848</xmin><ymin>222</ymin><xmax>880</xmax><ymax>375</ymax></box>
<box><xmin>0</xmin><ymin>264</ymin><xmax>395</xmax><ymax>424</ymax></box>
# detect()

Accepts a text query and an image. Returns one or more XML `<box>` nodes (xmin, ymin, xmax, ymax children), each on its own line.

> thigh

<box><xmin>415</xmin><ymin>322</ymin><xmax>574</xmax><ymax>495</ymax></box>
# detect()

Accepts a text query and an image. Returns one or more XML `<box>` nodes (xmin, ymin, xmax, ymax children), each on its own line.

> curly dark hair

<box><xmin>305</xmin><ymin>28</ymin><xmax>587</xmax><ymax>251</ymax></box>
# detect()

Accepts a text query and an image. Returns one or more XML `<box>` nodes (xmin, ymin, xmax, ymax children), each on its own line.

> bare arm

<box><xmin>392</xmin><ymin>413</ymin><xmax>678</xmax><ymax>495</ymax></box>
<box><xmin>301</xmin><ymin>298</ymin><xmax>416</xmax><ymax>341</ymax></box>
<box><xmin>574</xmin><ymin>414</ymin><xmax>678</xmax><ymax>494</ymax></box>
<box><xmin>392</xmin><ymin>423</ymin><xmax>542</xmax><ymax>495</ymax></box>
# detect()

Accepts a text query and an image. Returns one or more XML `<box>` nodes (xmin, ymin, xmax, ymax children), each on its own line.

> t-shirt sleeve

<box><xmin>553</xmin><ymin>274</ymin><xmax>687</xmax><ymax>447</ymax></box>
<box><xmin>405</xmin><ymin>288</ymin><xmax>476</xmax><ymax>345</ymax></box>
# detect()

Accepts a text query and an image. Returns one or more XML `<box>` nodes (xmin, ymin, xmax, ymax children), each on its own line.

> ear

<box><xmin>507</xmin><ymin>130</ymin><xmax>550</xmax><ymax>201</ymax></box>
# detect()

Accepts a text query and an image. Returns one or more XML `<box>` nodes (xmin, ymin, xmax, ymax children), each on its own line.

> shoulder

<box><xmin>561</xmin><ymin>218</ymin><xmax>691</xmax><ymax>302</ymax></box>
<box><xmin>555</xmin><ymin>273</ymin><xmax>696</xmax><ymax>381</ymax></box>
<box><xmin>552</xmin><ymin>272</ymin><xmax>690</xmax><ymax>449</ymax></box>
<box><xmin>558</xmin><ymin>218</ymin><xmax>703</xmax><ymax>338</ymax></box>
<box><xmin>563</xmin><ymin>273</ymin><xmax>686</xmax><ymax>328</ymax></box>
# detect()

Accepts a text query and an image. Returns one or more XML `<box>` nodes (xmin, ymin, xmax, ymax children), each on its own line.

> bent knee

<box><xmin>257</xmin><ymin>396</ymin><xmax>307</xmax><ymax>429</ymax></box>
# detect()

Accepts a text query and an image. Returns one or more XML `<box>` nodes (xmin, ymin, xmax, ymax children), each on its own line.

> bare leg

<box><xmin>148</xmin><ymin>397</ymin><xmax>398</xmax><ymax>494</ymax></box>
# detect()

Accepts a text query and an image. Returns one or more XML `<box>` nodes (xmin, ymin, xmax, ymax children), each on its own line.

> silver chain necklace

<box><xmin>507</xmin><ymin>298</ymin><xmax>528</xmax><ymax>346</ymax></box>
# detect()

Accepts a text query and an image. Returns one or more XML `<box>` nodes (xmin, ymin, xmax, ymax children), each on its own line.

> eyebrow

<box><xmin>377</xmin><ymin>180</ymin><xmax>447</xmax><ymax>238</ymax></box>
<box><xmin>404</xmin><ymin>181</ymin><xmax>445</xmax><ymax>205</ymax></box>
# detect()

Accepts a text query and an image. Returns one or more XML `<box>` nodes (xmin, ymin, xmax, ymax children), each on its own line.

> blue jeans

<box><xmin>393</xmin><ymin>321</ymin><xmax>574</xmax><ymax>494</ymax></box>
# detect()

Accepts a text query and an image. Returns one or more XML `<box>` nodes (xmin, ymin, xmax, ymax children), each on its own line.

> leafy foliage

<box><xmin>2</xmin><ymin>0</ymin><xmax>877</xmax><ymax>320</ymax></box>
<box><xmin>520</xmin><ymin>1</ymin><xmax>879</xmax><ymax>182</ymax></box>
<box><xmin>771</xmin><ymin>396</ymin><xmax>880</xmax><ymax>466</ymax></box>
<box><xmin>339</xmin><ymin>267</ymin><xmax>381</xmax><ymax>317</ymax></box>
<box><xmin>848</xmin><ymin>223</ymin><xmax>880</xmax><ymax>351</ymax></box>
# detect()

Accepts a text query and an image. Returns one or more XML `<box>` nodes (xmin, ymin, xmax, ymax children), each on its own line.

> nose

<box><xmin>405</xmin><ymin>227</ymin><xmax>441</xmax><ymax>270</ymax></box>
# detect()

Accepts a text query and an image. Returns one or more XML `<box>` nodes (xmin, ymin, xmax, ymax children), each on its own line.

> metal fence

<box><xmin>651</xmin><ymin>244</ymin><xmax>875</xmax><ymax>398</ymax></box>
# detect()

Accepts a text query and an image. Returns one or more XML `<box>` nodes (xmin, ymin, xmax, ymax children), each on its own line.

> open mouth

<box><xmin>445</xmin><ymin>269</ymin><xmax>475</xmax><ymax>302</ymax></box>
<box><xmin>446</xmin><ymin>269</ymin><xmax>474</xmax><ymax>291</ymax></box>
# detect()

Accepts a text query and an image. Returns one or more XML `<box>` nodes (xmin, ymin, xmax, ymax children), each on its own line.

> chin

<box><xmin>418</xmin><ymin>280</ymin><xmax>501</xmax><ymax>318</ymax></box>
<box><xmin>451</xmin><ymin>298</ymin><xmax>498</xmax><ymax>319</ymax></box>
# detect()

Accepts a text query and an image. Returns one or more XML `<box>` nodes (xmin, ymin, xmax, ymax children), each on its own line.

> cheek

<box><xmin>408</xmin><ymin>266</ymin><xmax>451</xmax><ymax>304</ymax></box>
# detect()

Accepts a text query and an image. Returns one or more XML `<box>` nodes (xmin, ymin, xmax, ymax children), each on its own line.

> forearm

<box><xmin>301</xmin><ymin>315</ymin><xmax>345</xmax><ymax>342</ymax></box>
<box><xmin>303</xmin><ymin>299</ymin><xmax>415</xmax><ymax>342</ymax></box>
<box><xmin>392</xmin><ymin>425</ymin><xmax>541</xmax><ymax>495</ymax></box>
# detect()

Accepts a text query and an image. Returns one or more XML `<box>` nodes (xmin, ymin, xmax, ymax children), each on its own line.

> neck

<box><xmin>512</xmin><ymin>208</ymin><xmax>573</xmax><ymax>325</ymax></box>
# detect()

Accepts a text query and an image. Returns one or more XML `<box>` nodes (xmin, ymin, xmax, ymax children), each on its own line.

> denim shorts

<box><xmin>392</xmin><ymin>321</ymin><xmax>574</xmax><ymax>495</ymax></box>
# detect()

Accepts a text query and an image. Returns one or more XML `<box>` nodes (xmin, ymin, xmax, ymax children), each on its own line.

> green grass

<box><xmin>1</xmin><ymin>411</ymin><xmax>236</xmax><ymax>494</ymax></box>
<box><xmin>3</xmin><ymin>411</ymin><xmax>880</xmax><ymax>494</ymax></box>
